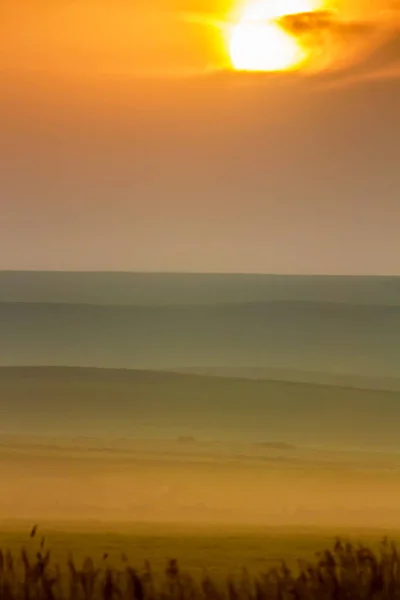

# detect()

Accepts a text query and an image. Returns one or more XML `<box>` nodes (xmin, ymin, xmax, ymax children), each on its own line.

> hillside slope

<box><xmin>1</xmin><ymin>366</ymin><xmax>400</xmax><ymax>450</ymax></box>
<box><xmin>0</xmin><ymin>271</ymin><xmax>399</xmax><ymax>306</ymax></box>
<box><xmin>1</xmin><ymin>300</ymin><xmax>399</xmax><ymax>376</ymax></box>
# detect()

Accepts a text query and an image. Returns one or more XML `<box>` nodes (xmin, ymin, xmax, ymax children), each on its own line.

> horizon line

<box><xmin>0</xmin><ymin>270</ymin><xmax>399</xmax><ymax>278</ymax></box>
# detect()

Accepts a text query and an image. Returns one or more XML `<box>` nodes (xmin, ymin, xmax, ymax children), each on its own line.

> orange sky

<box><xmin>0</xmin><ymin>0</ymin><xmax>399</xmax><ymax>273</ymax></box>
<box><xmin>2</xmin><ymin>0</ymin><xmax>399</xmax><ymax>79</ymax></box>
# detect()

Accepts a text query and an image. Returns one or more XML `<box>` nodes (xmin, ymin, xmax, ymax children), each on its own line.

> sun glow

<box><xmin>228</xmin><ymin>0</ymin><xmax>321</xmax><ymax>72</ymax></box>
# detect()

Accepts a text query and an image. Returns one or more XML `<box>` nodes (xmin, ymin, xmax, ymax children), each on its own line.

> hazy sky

<box><xmin>1</xmin><ymin>0</ymin><xmax>399</xmax><ymax>274</ymax></box>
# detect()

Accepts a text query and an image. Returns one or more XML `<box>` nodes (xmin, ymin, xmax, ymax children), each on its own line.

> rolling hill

<box><xmin>0</xmin><ymin>299</ymin><xmax>399</xmax><ymax>376</ymax></box>
<box><xmin>0</xmin><ymin>271</ymin><xmax>399</xmax><ymax>306</ymax></box>
<box><xmin>1</xmin><ymin>366</ymin><xmax>400</xmax><ymax>450</ymax></box>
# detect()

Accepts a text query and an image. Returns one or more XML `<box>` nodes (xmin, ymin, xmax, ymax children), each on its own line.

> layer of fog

<box><xmin>2</xmin><ymin>436</ymin><xmax>400</xmax><ymax>528</ymax></box>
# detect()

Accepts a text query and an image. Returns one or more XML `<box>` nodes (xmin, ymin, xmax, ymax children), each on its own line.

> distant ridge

<box><xmin>0</xmin><ymin>364</ymin><xmax>376</xmax><ymax>392</ymax></box>
<box><xmin>0</xmin><ymin>271</ymin><xmax>399</xmax><ymax>306</ymax></box>
<box><xmin>2</xmin><ymin>299</ymin><xmax>398</xmax><ymax>312</ymax></box>
<box><xmin>0</xmin><ymin>365</ymin><xmax>399</xmax><ymax>393</ymax></box>
<box><xmin>1</xmin><ymin>272</ymin><xmax>399</xmax><ymax>386</ymax></box>
<box><xmin>1</xmin><ymin>299</ymin><xmax>399</xmax><ymax>376</ymax></box>
<box><xmin>0</xmin><ymin>365</ymin><xmax>218</xmax><ymax>384</ymax></box>
<box><xmin>168</xmin><ymin>366</ymin><xmax>400</xmax><ymax>393</ymax></box>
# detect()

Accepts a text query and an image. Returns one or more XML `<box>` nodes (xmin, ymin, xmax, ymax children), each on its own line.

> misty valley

<box><xmin>0</xmin><ymin>272</ymin><xmax>399</xmax><ymax>599</ymax></box>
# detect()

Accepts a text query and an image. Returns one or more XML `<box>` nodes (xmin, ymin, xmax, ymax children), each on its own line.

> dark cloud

<box><xmin>277</xmin><ymin>9</ymin><xmax>400</xmax><ymax>83</ymax></box>
<box><xmin>279</xmin><ymin>11</ymin><xmax>376</xmax><ymax>37</ymax></box>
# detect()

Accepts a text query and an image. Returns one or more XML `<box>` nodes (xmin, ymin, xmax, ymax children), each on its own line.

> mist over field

<box><xmin>0</xmin><ymin>272</ymin><xmax>400</xmax><ymax>530</ymax></box>
<box><xmin>3</xmin><ymin>433</ymin><xmax>400</xmax><ymax>528</ymax></box>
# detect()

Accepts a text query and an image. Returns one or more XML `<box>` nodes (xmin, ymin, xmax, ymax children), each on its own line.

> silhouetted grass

<box><xmin>2</xmin><ymin>526</ymin><xmax>400</xmax><ymax>599</ymax></box>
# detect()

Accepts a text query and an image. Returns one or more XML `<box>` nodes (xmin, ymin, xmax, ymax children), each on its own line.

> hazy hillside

<box><xmin>1</xmin><ymin>271</ymin><xmax>400</xmax><ymax>306</ymax></box>
<box><xmin>1</xmin><ymin>300</ymin><xmax>399</xmax><ymax>377</ymax></box>
<box><xmin>170</xmin><ymin>367</ymin><xmax>400</xmax><ymax>392</ymax></box>
<box><xmin>1</xmin><ymin>272</ymin><xmax>399</xmax><ymax>382</ymax></box>
<box><xmin>1</xmin><ymin>366</ymin><xmax>400</xmax><ymax>450</ymax></box>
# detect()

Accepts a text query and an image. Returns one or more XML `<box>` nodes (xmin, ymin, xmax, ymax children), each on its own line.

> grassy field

<box><xmin>1</xmin><ymin>523</ymin><xmax>400</xmax><ymax>579</ymax></box>
<box><xmin>2</xmin><ymin>524</ymin><xmax>400</xmax><ymax>598</ymax></box>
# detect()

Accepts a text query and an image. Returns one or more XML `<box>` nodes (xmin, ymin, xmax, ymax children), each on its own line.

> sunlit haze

<box><xmin>0</xmin><ymin>0</ymin><xmax>399</xmax><ymax>273</ymax></box>
<box><xmin>228</xmin><ymin>0</ymin><xmax>322</xmax><ymax>71</ymax></box>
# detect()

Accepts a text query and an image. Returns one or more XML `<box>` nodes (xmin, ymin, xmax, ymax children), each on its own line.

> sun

<box><xmin>230</xmin><ymin>20</ymin><xmax>305</xmax><ymax>71</ymax></box>
<box><xmin>228</xmin><ymin>0</ymin><xmax>321</xmax><ymax>72</ymax></box>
